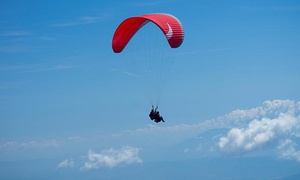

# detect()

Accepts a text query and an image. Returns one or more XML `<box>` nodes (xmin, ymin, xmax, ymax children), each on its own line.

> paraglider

<box><xmin>112</xmin><ymin>13</ymin><xmax>184</xmax><ymax>53</ymax></box>
<box><xmin>112</xmin><ymin>13</ymin><xmax>184</xmax><ymax>123</ymax></box>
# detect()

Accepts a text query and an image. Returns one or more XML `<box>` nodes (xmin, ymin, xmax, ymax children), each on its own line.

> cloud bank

<box><xmin>219</xmin><ymin>113</ymin><xmax>297</xmax><ymax>152</ymax></box>
<box><xmin>81</xmin><ymin>146</ymin><xmax>142</xmax><ymax>170</ymax></box>
<box><xmin>218</xmin><ymin>100</ymin><xmax>300</xmax><ymax>162</ymax></box>
<box><xmin>2</xmin><ymin>100</ymin><xmax>299</xmax><ymax>164</ymax></box>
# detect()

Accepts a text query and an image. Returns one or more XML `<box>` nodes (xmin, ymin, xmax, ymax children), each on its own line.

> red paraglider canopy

<box><xmin>112</xmin><ymin>13</ymin><xmax>184</xmax><ymax>53</ymax></box>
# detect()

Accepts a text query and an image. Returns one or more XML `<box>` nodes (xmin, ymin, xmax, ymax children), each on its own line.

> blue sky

<box><xmin>1</xmin><ymin>0</ymin><xmax>300</xmax><ymax>179</ymax></box>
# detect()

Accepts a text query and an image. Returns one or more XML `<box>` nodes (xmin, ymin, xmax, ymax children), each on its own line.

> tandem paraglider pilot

<box><xmin>149</xmin><ymin>106</ymin><xmax>165</xmax><ymax>123</ymax></box>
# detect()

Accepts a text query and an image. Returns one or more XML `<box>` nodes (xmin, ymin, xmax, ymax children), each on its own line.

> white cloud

<box><xmin>81</xmin><ymin>146</ymin><xmax>142</xmax><ymax>170</ymax></box>
<box><xmin>19</xmin><ymin>140</ymin><xmax>59</xmax><ymax>149</ymax></box>
<box><xmin>0</xmin><ymin>141</ymin><xmax>18</xmax><ymax>151</ymax></box>
<box><xmin>216</xmin><ymin>99</ymin><xmax>297</xmax><ymax>127</ymax></box>
<box><xmin>57</xmin><ymin>158</ymin><xmax>75</xmax><ymax>169</ymax></box>
<box><xmin>218</xmin><ymin>100</ymin><xmax>300</xmax><ymax>159</ymax></box>
<box><xmin>0</xmin><ymin>139</ymin><xmax>59</xmax><ymax>151</ymax></box>
<box><xmin>219</xmin><ymin>114</ymin><xmax>297</xmax><ymax>152</ymax></box>
<box><xmin>278</xmin><ymin>139</ymin><xmax>300</xmax><ymax>162</ymax></box>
